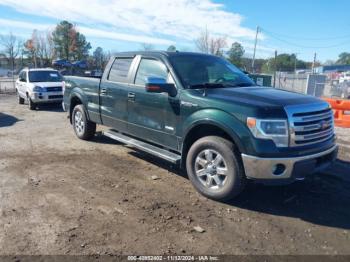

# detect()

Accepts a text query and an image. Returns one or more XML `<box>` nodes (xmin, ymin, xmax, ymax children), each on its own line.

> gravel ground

<box><xmin>0</xmin><ymin>94</ymin><xmax>350</xmax><ymax>255</ymax></box>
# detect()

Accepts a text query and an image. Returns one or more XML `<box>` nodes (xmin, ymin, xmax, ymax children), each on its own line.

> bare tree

<box><xmin>0</xmin><ymin>32</ymin><xmax>21</xmax><ymax>71</ymax></box>
<box><xmin>24</xmin><ymin>30</ymin><xmax>39</xmax><ymax>68</ymax></box>
<box><xmin>194</xmin><ymin>28</ymin><xmax>210</xmax><ymax>53</ymax></box>
<box><xmin>194</xmin><ymin>28</ymin><xmax>227</xmax><ymax>56</ymax></box>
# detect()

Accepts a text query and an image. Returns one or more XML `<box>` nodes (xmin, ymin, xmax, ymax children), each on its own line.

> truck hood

<box><xmin>199</xmin><ymin>86</ymin><xmax>320</xmax><ymax>107</ymax></box>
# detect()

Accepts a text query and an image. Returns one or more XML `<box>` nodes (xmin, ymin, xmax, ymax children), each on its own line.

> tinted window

<box><xmin>28</xmin><ymin>71</ymin><xmax>63</xmax><ymax>82</ymax></box>
<box><xmin>108</xmin><ymin>58</ymin><xmax>133</xmax><ymax>83</ymax></box>
<box><xmin>135</xmin><ymin>59</ymin><xmax>168</xmax><ymax>86</ymax></box>
<box><xmin>19</xmin><ymin>72</ymin><xmax>26</xmax><ymax>82</ymax></box>
<box><xmin>169</xmin><ymin>55</ymin><xmax>254</xmax><ymax>88</ymax></box>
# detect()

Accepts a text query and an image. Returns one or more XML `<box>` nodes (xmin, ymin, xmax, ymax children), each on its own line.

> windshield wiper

<box><xmin>189</xmin><ymin>82</ymin><xmax>254</xmax><ymax>89</ymax></box>
<box><xmin>227</xmin><ymin>82</ymin><xmax>255</xmax><ymax>87</ymax></box>
<box><xmin>189</xmin><ymin>83</ymin><xmax>227</xmax><ymax>89</ymax></box>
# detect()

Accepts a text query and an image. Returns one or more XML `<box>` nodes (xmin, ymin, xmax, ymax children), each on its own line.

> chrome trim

<box><xmin>285</xmin><ymin>102</ymin><xmax>335</xmax><ymax>147</ymax></box>
<box><xmin>241</xmin><ymin>145</ymin><xmax>338</xmax><ymax>180</ymax></box>
<box><xmin>103</xmin><ymin>130</ymin><xmax>181</xmax><ymax>164</ymax></box>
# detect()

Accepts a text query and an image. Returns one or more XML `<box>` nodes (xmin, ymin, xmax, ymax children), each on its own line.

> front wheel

<box><xmin>28</xmin><ymin>97</ymin><xmax>36</xmax><ymax>110</ymax></box>
<box><xmin>72</xmin><ymin>104</ymin><xmax>96</xmax><ymax>140</ymax></box>
<box><xmin>186</xmin><ymin>136</ymin><xmax>246</xmax><ymax>201</ymax></box>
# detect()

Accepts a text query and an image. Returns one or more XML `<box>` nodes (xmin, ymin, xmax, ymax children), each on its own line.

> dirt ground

<box><xmin>0</xmin><ymin>94</ymin><xmax>350</xmax><ymax>256</ymax></box>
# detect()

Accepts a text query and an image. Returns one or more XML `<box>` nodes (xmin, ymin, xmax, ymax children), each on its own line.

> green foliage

<box><xmin>52</xmin><ymin>20</ymin><xmax>91</xmax><ymax>60</ymax></box>
<box><xmin>227</xmin><ymin>42</ymin><xmax>244</xmax><ymax>68</ymax></box>
<box><xmin>93</xmin><ymin>47</ymin><xmax>104</xmax><ymax>68</ymax></box>
<box><xmin>167</xmin><ymin>45</ymin><xmax>176</xmax><ymax>52</ymax></box>
<box><xmin>337</xmin><ymin>52</ymin><xmax>350</xmax><ymax>65</ymax></box>
<box><xmin>262</xmin><ymin>53</ymin><xmax>307</xmax><ymax>73</ymax></box>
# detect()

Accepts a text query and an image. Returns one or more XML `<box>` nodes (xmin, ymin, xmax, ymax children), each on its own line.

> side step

<box><xmin>103</xmin><ymin>130</ymin><xmax>181</xmax><ymax>164</ymax></box>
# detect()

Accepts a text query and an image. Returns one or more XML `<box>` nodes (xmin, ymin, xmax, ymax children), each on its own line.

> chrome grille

<box><xmin>46</xmin><ymin>86</ymin><xmax>62</xmax><ymax>92</ymax></box>
<box><xmin>285</xmin><ymin>103</ymin><xmax>335</xmax><ymax>147</ymax></box>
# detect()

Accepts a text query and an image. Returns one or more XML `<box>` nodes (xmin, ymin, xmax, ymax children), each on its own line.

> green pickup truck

<box><xmin>63</xmin><ymin>51</ymin><xmax>338</xmax><ymax>200</ymax></box>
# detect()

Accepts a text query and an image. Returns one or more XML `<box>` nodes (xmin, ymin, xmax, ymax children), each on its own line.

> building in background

<box><xmin>315</xmin><ymin>65</ymin><xmax>350</xmax><ymax>74</ymax></box>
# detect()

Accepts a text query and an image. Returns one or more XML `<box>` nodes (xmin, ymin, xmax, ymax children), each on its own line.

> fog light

<box><xmin>272</xmin><ymin>164</ymin><xmax>286</xmax><ymax>176</ymax></box>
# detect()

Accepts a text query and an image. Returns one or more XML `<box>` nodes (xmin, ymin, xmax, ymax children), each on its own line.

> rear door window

<box><xmin>135</xmin><ymin>59</ymin><xmax>168</xmax><ymax>86</ymax></box>
<box><xmin>108</xmin><ymin>58</ymin><xmax>133</xmax><ymax>83</ymax></box>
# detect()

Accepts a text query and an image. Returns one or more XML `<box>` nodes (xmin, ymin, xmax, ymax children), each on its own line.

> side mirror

<box><xmin>145</xmin><ymin>77</ymin><xmax>177</xmax><ymax>97</ymax></box>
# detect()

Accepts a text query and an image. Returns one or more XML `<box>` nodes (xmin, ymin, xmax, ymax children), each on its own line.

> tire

<box><xmin>72</xmin><ymin>104</ymin><xmax>96</xmax><ymax>140</ymax></box>
<box><xmin>18</xmin><ymin>94</ymin><xmax>25</xmax><ymax>104</ymax></box>
<box><xmin>28</xmin><ymin>97</ymin><xmax>36</xmax><ymax>110</ymax></box>
<box><xmin>186</xmin><ymin>136</ymin><xmax>246</xmax><ymax>201</ymax></box>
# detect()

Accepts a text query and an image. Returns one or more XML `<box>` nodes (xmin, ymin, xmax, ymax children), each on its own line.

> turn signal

<box><xmin>247</xmin><ymin>117</ymin><xmax>256</xmax><ymax>128</ymax></box>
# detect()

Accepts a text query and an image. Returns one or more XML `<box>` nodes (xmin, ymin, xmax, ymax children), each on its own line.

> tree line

<box><xmin>0</xmin><ymin>20</ymin><xmax>109</xmax><ymax>71</ymax></box>
<box><xmin>193</xmin><ymin>29</ymin><xmax>350</xmax><ymax>73</ymax></box>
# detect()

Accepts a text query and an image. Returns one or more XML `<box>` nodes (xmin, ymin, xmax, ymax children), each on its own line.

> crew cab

<box><xmin>63</xmin><ymin>51</ymin><xmax>338</xmax><ymax>200</ymax></box>
<box><xmin>16</xmin><ymin>68</ymin><xmax>64</xmax><ymax>110</ymax></box>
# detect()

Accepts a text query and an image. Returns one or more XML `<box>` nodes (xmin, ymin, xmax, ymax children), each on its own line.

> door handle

<box><xmin>128</xmin><ymin>92</ymin><xmax>135</xmax><ymax>101</ymax></box>
<box><xmin>101</xmin><ymin>88</ymin><xmax>107</xmax><ymax>95</ymax></box>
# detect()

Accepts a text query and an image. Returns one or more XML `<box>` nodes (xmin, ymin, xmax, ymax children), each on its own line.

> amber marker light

<box><xmin>247</xmin><ymin>117</ymin><xmax>256</xmax><ymax>128</ymax></box>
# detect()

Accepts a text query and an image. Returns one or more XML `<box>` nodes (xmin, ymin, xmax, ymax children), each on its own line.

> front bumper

<box><xmin>30</xmin><ymin>92</ymin><xmax>63</xmax><ymax>103</ymax></box>
<box><xmin>241</xmin><ymin>145</ymin><xmax>338</xmax><ymax>184</ymax></box>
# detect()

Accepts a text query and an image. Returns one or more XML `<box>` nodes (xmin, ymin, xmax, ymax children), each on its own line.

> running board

<box><xmin>103</xmin><ymin>130</ymin><xmax>181</xmax><ymax>164</ymax></box>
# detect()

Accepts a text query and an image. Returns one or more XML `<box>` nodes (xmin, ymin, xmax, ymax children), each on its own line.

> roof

<box><xmin>23</xmin><ymin>67</ymin><xmax>57</xmax><ymax>72</ymax></box>
<box><xmin>113</xmin><ymin>51</ymin><xmax>214</xmax><ymax>58</ymax></box>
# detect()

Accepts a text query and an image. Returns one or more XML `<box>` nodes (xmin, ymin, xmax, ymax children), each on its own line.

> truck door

<box><xmin>16</xmin><ymin>71</ymin><xmax>27</xmax><ymax>97</ymax></box>
<box><xmin>99</xmin><ymin>57</ymin><xmax>134</xmax><ymax>133</ymax></box>
<box><xmin>127</xmin><ymin>57</ymin><xmax>179</xmax><ymax>150</ymax></box>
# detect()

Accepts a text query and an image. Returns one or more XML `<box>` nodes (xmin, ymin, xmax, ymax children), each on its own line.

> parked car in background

<box><xmin>63</xmin><ymin>51</ymin><xmax>337</xmax><ymax>201</ymax></box>
<box><xmin>16</xmin><ymin>68</ymin><xmax>64</xmax><ymax>110</ymax></box>
<box><xmin>339</xmin><ymin>71</ymin><xmax>350</xmax><ymax>83</ymax></box>
<box><xmin>52</xmin><ymin>59</ymin><xmax>72</xmax><ymax>67</ymax></box>
<box><xmin>72</xmin><ymin>60</ymin><xmax>88</xmax><ymax>69</ymax></box>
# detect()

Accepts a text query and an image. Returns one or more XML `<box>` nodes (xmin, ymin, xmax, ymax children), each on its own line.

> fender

<box><xmin>68</xmin><ymin>87</ymin><xmax>91</xmax><ymax>122</ymax></box>
<box><xmin>181</xmin><ymin>109</ymin><xmax>253</xmax><ymax>154</ymax></box>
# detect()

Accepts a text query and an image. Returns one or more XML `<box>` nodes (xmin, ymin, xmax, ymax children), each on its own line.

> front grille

<box><xmin>286</xmin><ymin>103</ymin><xmax>335</xmax><ymax>147</ymax></box>
<box><xmin>46</xmin><ymin>86</ymin><xmax>62</xmax><ymax>92</ymax></box>
<box><xmin>48</xmin><ymin>95</ymin><xmax>63</xmax><ymax>99</ymax></box>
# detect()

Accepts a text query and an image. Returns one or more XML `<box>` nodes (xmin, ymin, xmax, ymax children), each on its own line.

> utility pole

<box><xmin>311</xmin><ymin>52</ymin><xmax>317</xmax><ymax>74</ymax></box>
<box><xmin>292</xmin><ymin>53</ymin><xmax>298</xmax><ymax>90</ymax></box>
<box><xmin>251</xmin><ymin>26</ymin><xmax>260</xmax><ymax>74</ymax></box>
<box><xmin>273</xmin><ymin>50</ymin><xmax>277</xmax><ymax>88</ymax></box>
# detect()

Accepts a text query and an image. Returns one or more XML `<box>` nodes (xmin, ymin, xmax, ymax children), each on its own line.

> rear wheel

<box><xmin>72</xmin><ymin>104</ymin><xmax>96</xmax><ymax>140</ymax></box>
<box><xmin>18</xmin><ymin>93</ymin><xmax>24</xmax><ymax>104</ymax></box>
<box><xmin>186</xmin><ymin>136</ymin><xmax>246</xmax><ymax>201</ymax></box>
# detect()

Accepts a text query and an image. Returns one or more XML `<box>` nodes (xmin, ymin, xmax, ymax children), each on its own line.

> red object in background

<box><xmin>323</xmin><ymin>97</ymin><xmax>350</xmax><ymax>128</ymax></box>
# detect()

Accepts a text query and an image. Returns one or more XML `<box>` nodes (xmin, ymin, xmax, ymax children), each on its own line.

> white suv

<box><xmin>16</xmin><ymin>68</ymin><xmax>64</xmax><ymax>110</ymax></box>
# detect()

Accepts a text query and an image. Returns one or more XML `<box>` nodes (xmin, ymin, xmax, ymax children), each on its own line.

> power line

<box><xmin>261</xmin><ymin>29</ymin><xmax>349</xmax><ymax>49</ymax></box>
<box><xmin>261</xmin><ymin>27</ymin><xmax>350</xmax><ymax>41</ymax></box>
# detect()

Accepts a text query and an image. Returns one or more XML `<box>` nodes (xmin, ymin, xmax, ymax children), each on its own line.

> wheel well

<box><xmin>69</xmin><ymin>96</ymin><xmax>82</xmax><ymax>123</ymax></box>
<box><xmin>181</xmin><ymin>124</ymin><xmax>237</xmax><ymax>168</ymax></box>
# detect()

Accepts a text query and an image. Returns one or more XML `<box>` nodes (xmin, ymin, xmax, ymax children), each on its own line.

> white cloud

<box><xmin>0</xmin><ymin>18</ymin><xmax>175</xmax><ymax>45</ymax></box>
<box><xmin>0</xmin><ymin>18</ymin><xmax>52</xmax><ymax>31</ymax></box>
<box><xmin>0</xmin><ymin>0</ymin><xmax>259</xmax><ymax>45</ymax></box>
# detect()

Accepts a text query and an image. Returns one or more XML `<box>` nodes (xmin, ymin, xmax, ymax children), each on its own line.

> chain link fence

<box><xmin>273</xmin><ymin>72</ymin><xmax>336</xmax><ymax>98</ymax></box>
<box><xmin>0</xmin><ymin>76</ymin><xmax>16</xmax><ymax>94</ymax></box>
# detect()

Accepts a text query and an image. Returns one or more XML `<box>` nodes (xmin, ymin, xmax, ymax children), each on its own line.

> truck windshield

<box><xmin>29</xmin><ymin>71</ymin><xmax>63</xmax><ymax>82</ymax></box>
<box><xmin>169</xmin><ymin>55</ymin><xmax>255</xmax><ymax>88</ymax></box>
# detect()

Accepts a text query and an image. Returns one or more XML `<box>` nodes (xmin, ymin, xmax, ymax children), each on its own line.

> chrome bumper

<box><xmin>30</xmin><ymin>92</ymin><xmax>63</xmax><ymax>103</ymax></box>
<box><xmin>241</xmin><ymin>145</ymin><xmax>338</xmax><ymax>182</ymax></box>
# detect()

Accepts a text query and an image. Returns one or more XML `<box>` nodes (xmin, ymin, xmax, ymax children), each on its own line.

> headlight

<box><xmin>33</xmin><ymin>86</ymin><xmax>43</xmax><ymax>92</ymax></box>
<box><xmin>247</xmin><ymin>117</ymin><xmax>289</xmax><ymax>147</ymax></box>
